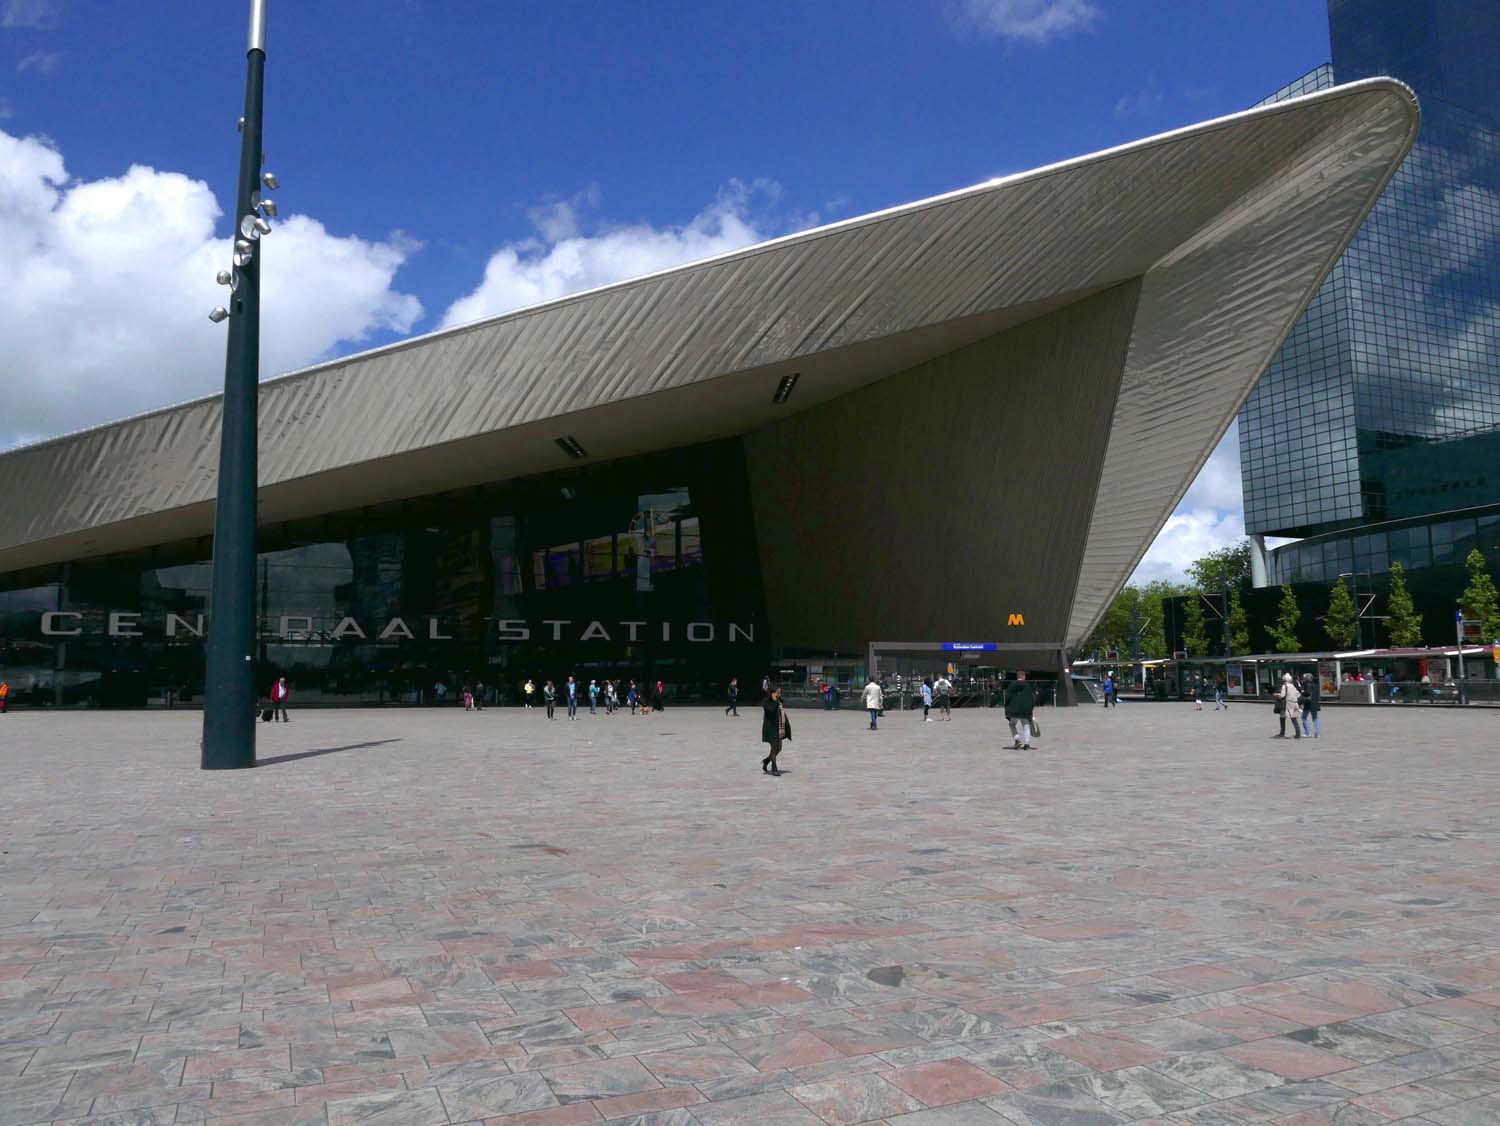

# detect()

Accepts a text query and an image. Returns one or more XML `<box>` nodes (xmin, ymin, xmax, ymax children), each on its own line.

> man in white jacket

<box><xmin>863</xmin><ymin>677</ymin><xmax>884</xmax><ymax>730</ymax></box>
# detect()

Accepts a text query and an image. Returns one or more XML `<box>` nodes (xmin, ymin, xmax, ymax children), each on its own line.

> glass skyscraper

<box><xmin>1240</xmin><ymin>0</ymin><xmax>1500</xmax><ymax>586</ymax></box>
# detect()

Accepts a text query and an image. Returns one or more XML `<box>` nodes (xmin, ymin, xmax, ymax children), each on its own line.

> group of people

<box><xmin>1273</xmin><ymin>670</ymin><xmax>1321</xmax><ymax>738</ymax></box>
<box><xmin>521</xmin><ymin>676</ymin><xmax>666</xmax><ymax>720</ymax></box>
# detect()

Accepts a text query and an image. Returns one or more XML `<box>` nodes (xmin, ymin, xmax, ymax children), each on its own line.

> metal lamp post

<box><xmin>202</xmin><ymin>0</ymin><xmax>275</xmax><ymax>769</ymax></box>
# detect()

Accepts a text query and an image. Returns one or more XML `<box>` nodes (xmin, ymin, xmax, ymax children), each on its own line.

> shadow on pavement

<box><xmin>256</xmin><ymin>738</ymin><xmax>403</xmax><ymax>767</ymax></box>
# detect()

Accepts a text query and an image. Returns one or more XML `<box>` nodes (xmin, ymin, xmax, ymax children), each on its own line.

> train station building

<box><xmin>0</xmin><ymin>80</ymin><xmax>1418</xmax><ymax>706</ymax></box>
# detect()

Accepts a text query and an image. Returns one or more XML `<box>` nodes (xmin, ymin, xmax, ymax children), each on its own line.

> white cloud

<box><xmin>0</xmin><ymin>0</ymin><xmax>58</xmax><ymax>29</ymax></box>
<box><xmin>1132</xmin><ymin>507</ymin><xmax>1247</xmax><ymax>586</ymax></box>
<box><xmin>441</xmin><ymin>178</ymin><xmax>786</xmax><ymax>330</ymax></box>
<box><xmin>954</xmin><ymin>0</ymin><xmax>1099</xmax><ymax>43</ymax></box>
<box><xmin>1112</xmin><ymin>85</ymin><xmax>1162</xmax><ymax>120</ymax></box>
<box><xmin>1131</xmin><ymin>424</ymin><xmax>1247</xmax><ymax>584</ymax></box>
<box><xmin>17</xmin><ymin>49</ymin><xmax>61</xmax><ymax>74</ymax></box>
<box><xmin>0</xmin><ymin>128</ymin><xmax>422</xmax><ymax>447</ymax></box>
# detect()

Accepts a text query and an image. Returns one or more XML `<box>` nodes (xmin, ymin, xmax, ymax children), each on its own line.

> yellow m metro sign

<box><xmin>1007</xmin><ymin>612</ymin><xmax>1025</xmax><ymax>627</ymax></box>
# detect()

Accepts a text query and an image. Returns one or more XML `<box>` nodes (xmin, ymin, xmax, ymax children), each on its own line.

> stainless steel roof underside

<box><xmin>0</xmin><ymin>80</ymin><xmax>1418</xmax><ymax>649</ymax></box>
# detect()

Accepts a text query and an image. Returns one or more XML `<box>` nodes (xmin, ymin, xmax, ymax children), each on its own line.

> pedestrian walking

<box><xmin>1274</xmin><ymin>672</ymin><xmax>1302</xmax><ymax>738</ymax></box>
<box><xmin>655</xmin><ymin>679</ymin><xmax>666</xmax><ymax>711</ymax></box>
<box><xmin>544</xmin><ymin>680</ymin><xmax>557</xmax><ymax>720</ymax></box>
<box><xmin>863</xmin><ymin>676</ymin><xmax>883</xmax><ymax>730</ymax></box>
<box><xmin>523</xmin><ymin>679</ymin><xmax>535</xmax><ymax>709</ymax></box>
<box><xmin>760</xmin><ymin>685</ymin><xmax>791</xmax><ymax>776</ymax></box>
<box><xmin>589</xmin><ymin>679</ymin><xmax>600</xmax><ymax>715</ymax></box>
<box><xmin>0</xmin><ymin>679</ymin><xmax>9</xmax><ymax>714</ymax></box>
<box><xmin>934</xmin><ymin>674</ymin><xmax>953</xmax><ymax>720</ymax></box>
<box><xmin>271</xmin><ymin>676</ymin><xmax>291</xmax><ymax>722</ymax></box>
<box><xmin>606</xmin><ymin>680</ymin><xmax>618</xmax><ymax>714</ymax></box>
<box><xmin>726</xmin><ymin>677</ymin><xmax>739</xmax><ymax>716</ymax></box>
<box><xmin>1102</xmin><ymin>672</ymin><xmax>1115</xmax><ymax>707</ymax></box>
<box><xmin>627</xmin><ymin>680</ymin><xmax>639</xmax><ymax>714</ymax></box>
<box><xmin>1003</xmin><ymin>671</ymin><xmax>1037</xmax><ymax>749</ymax></box>
<box><xmin>473</xmin><ymin>680</ymin><xmax>486</xmax><ymax>710</ymax></box>
<box><xmin>1214</xmin><ymin>675</ymin><xmax>1227</xmax><ymax>711</ymax></box>
<box><xmin>920</xmin><ymin>678</ymin><xmax>933</xmax><ymax>722</ymax></box>
<box><xmin>1192</xmin><ymin>677</ymin><xmax>1203</xmax><ymax>711</ymax></box>
<box><xmin>1301</xmin><ymin>672</ymin><xmax>1321</xmax><ymax>738</ymax></box>
<box><xmin>566</xmin><ymin>675</ymin><xmax>578</xmax><ymax>720</ymax></box>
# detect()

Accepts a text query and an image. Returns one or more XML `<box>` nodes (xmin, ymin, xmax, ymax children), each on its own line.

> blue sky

<box><xmin>0</xmin><ymin>0</ymin><xmax>1333</xmax><ymax>578</ymax></box>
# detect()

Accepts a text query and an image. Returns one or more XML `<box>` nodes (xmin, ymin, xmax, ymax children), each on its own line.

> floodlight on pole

<box><xmin>202</xmin><ymin>0</ymin><xmax>269</xmax><ymax>771</ymax></box>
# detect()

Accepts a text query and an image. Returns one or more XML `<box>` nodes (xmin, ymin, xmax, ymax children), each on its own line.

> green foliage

<box><xmin>1087</xmin><ymin>579</ymin><xmax>1186</xmax><ymax>660</ymax></box>
<box><xmin>1267</xmin><ymin>584</ymin><xmax>1302</xmax><ymax>653</ymax></box>
<box><xmin>1186</xmin><ymin>540</ymin><xmax>1254</xmax><ymax>592</ymax></box>
<box><xmin>1459</xmin><ymin>548</ymin><xmax>1499</xmax><ymax>637</ymax></box>
<box><xmin>1182</xmin><ymin>592</ymin><xmax>1211</xmax><ymax>657</ymax></box>
<box><xmin>1323</xmin><ymin>577</ymin><xmax>1357</xmax><ymax>650</ymax></box>
<box><xmin>1386</xmin><ymin>561</ymin><xmax>1423</xmax><ymax>648</ymax></box>
<box><xmin>1226</xmin><ymin>588</ymin><xmax>1250</xmax><ymax>655</ymax></box>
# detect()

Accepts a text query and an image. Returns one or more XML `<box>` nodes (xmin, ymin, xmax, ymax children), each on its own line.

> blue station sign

<box><xmin>942</xmin><ymin>642</ymin><xmax>997</xmax><ymax>651</ymax></box>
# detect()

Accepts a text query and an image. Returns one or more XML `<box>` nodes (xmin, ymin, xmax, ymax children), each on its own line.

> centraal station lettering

<box><xmin>38</xmin><ymin>612</ymin><xmax>755</xmax><ymax>645</ymax></box>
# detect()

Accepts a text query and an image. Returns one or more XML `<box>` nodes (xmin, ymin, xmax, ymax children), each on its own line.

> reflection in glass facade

<box><xmin>0</xmin><ymin>440</ymin><xmax>768</xmax><ymax>708</ymax></box>
<box><xmin>1270</xmin><ymin>510</ymin><xmax>1500</xmax><ymax>585</ymax></box>
<box><xmin>1240</xmin><ymin>0</ymin><xmax>1500</xmax><ymax>541</ymax></box>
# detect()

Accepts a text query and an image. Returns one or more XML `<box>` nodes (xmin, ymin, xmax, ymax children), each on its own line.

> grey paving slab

<box><xmin>0</xmin><ymin>703</ymin><xmax>1497</xmax><ymax>1126</ymax></box>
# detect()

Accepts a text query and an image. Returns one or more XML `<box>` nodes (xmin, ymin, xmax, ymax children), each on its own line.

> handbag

<box><xmin>1273</xmin><ymin>697</ymin><xmax>1285</xmax><ymax>715</ymax></box>
<box><xmin>1029</xmin><ymin>717</ymin><xmax>1042</xmax><ymax>738</ymax></box>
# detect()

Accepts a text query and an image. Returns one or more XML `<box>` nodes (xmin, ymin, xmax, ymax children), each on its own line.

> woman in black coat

<box><xmin>761</xmin><ymin>686</ymin><xmax>791</xmax><ymax>776</ymax></box>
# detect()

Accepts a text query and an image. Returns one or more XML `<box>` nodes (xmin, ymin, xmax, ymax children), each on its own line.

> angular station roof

<box><xmin>0</xmin><ymin>79</ymin><xmax>1418</xmax><ymax>648</ymax></box>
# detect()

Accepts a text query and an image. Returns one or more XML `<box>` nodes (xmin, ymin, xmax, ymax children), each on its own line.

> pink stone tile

<box><xmin>589</xmin><ymin>1085</ymin><xmax>705</xmax><ymax>1119</ymax></box>
<box><xmin>788</xmin><ymin>1072</ymin><xmax>923</xmax><ymax>1124</ymax></box>
<box><xmin>1221</xmin><ymin>1037</ymin><xmax>1360</xmax><ymax>1080</ymax></box>
<box><xmin>734</xmin><ymin>1030</ymin><xmax>845</xmax><ymax>1072</ymax></box>
<box><xmin>884</xmin><ymin>1057</ymin><xmax>1012</xmax><ymax>1105</ymax></box>
<box><xmin>1050</xmin><ymin>1031</ymin><xmax>1168</xmax><ymax>1071</ymax></box>
<box><xmin>483</xmin><ymin>1104</ymin><xmax>601</xmax><ymax>1126</ymax></box>
<box><xmin>183</xmin><ymin>1045</ymin><xmax>292</xmax><ymax>1079</ymax></box>
<box><xmin>1187</xmin><ymin>1005</ymin><xmax>1304</xmax><ymax>1041</ymax></box>
<box><xmin>1247</xmin><ymin>995</ymin><xmax>1366</xmax><ymax>1029</ymax></box>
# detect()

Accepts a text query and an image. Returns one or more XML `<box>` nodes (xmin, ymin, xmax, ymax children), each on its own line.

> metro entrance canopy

<box><xmin>0</xmin><ymin>80</ymin><xmax>1419</xmax><ymax>707</ymax></box>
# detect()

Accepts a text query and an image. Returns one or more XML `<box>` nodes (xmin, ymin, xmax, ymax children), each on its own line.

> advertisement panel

<box><xmin>1225</xmin><ymin>662</ymin><xmax>1244</xmax><ymax>696</ymax></box>
<box><xmin>1318</xmin><ymin>659</ymin><xmax>1338</xmax><ymax>697</ymax></box>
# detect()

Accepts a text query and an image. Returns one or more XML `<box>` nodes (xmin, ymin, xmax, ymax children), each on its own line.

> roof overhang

<box><xmin>0</xmin><ymin>80</ymin><xmax>1419</xmax><ymax>648</ymax></box>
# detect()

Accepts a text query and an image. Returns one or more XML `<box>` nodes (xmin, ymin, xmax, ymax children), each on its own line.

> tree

<box><xmin>1226</xmin><ymin>587</ymin><xmax>1250</xmax><ymax>655</ymax></box>
<box><xmin>1459</xmin><ymin>548</ymin><xmax>1499</xmax><ymax>637</ymax></box>
<box><xmin>1386</xmin><ymin>561</ymin><xmax>1423</xmax><ymax>647</ymax></box>
<box><xmin>1187</xmin><ymin>541</ymin><xmax>1254</xmax><ymax>593</ymax></box>
<box><xmin>1182</xmin><ymin>592</ymin><xmax>1210</xmax><ymax>656</ymax></box>
<box><xmin>1267</xmin><ymin>584</ymin><xmax>1302</xmax><ymax>653</ymax></box>
<box><xmin>1324</xmin><ymin>577</ymin><xmax>1357</xmax><ymax>650</ymax></box>
<box><xmin>1085</xmin><ymin>580</ymin><xmax>1184</xmax><ymax>661</ymax></box>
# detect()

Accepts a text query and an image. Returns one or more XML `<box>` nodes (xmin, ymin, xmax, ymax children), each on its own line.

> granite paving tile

<box><xmin>883</xmin><ymin>1058</ymin><xmax>1011</xmax><ymax>1106</ymax></box>
<box><xmin>438</xmin><ymin>1070</ymin><xmax>560</xmax><ymax>1120</ymax></box>
<box><xmin>787</xmin><ymin>1073</ymin><xmax>924</xmax><ymax>1124</ymax></box>
<box><xmin>980</xmin><ymin>1080</ymin><xmax>1132</xmax><ymax>1125</ymax></box>
<box><xmin>326</xmin><ymin>1084</ymin><xmax>450</xmax><ymax>1125</ymax></box>
<box><xmin>687</xmin><ymin>1090</ymin><xmax>826</xmax><ymax>1125</ymax></box>
<box><xmin>0</xmin><ymin>708</ymin><xmax>1497</xmax><ymax>1126</ymax></box>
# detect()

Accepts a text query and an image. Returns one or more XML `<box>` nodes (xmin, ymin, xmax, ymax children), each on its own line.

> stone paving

<box><xmin>1</xmin><ymin>701</ymin><xmax>1499</xmax><ymax>1126</ymax></box>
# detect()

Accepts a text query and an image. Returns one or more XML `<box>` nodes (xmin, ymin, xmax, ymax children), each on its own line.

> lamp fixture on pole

<box><xmin>201</xmin><ymin>0</ymin><xmax>272</xmax><ymax>770</ymax></box>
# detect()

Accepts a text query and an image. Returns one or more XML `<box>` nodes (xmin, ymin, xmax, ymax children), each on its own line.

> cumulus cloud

<box><xmin>1131</xmin><ymin>424</ymin><xmax>1247</xmax><ymax>583</ymax></box>
<box><xmin>954</xmin><ymin>0</ymin><xmax>1099</xmax><ymax>43</ymax></box>
<box><xmin>442</xmin><ymin>178</ymin><xmax>788</xmax><ymax>330</ymax></box>
<box><xmin>0</xmin><ymin>128</ymin><xmax>422</xmax><ymax>447</ymax></box>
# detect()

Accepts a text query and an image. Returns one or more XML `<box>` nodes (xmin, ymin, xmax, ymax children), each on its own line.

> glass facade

<box><xmin>0</xmin><ymin>439</ymin><xmax>769</xmax><ymax>708</ymax></box>
<box><xmin>1240</xmin><ymin>1</ymin><xmax>1500</xmax><ymax>540</ymax></box>
<box><xmin>1270</xmin><ymin>506</ymin><xmax>1500</xmax><ymax>584</ymax></box>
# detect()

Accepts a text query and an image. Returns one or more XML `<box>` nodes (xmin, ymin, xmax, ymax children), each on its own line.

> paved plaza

<box><xmin>1</xmin><ymin>702</ymin><xmax>1499</xmax><ymax>1126</ymax></box>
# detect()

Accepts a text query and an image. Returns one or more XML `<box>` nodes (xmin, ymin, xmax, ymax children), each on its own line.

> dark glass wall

<box><xmin>1241</xmin><ymin>1</ymin><xmax>1500</xmax><ymax>539</ymax></box>
<box><xmin>0</xmin><ymin>439</ymin><xmax>769</xmax><ymax>708</ymax></box>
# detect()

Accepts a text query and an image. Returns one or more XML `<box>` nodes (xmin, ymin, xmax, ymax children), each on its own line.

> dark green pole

<box><xmin>202</xmin><ymin>1</ymin><xmax>268</xmax><ymax>770</ymax></box>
